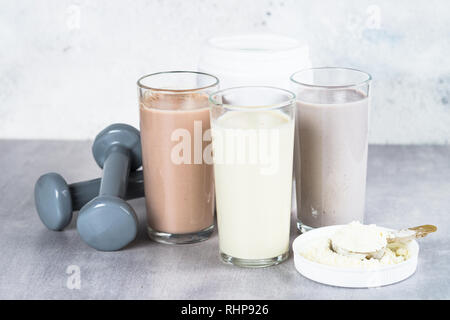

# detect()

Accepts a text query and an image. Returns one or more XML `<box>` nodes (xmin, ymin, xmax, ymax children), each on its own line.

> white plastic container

<box><xmin>292</xmin><ymin>225</ymin><xmax>419</xmax><ymax>288</ymax></box>
<box><xmin>198</xmin><ymin>34</ymin><xmax>311</xmax><ymax>89</ymax></box>
<box><xmin>198</xmin><ymin>34</ymin><xmax>310</xmax><ymax>214</ymax></box>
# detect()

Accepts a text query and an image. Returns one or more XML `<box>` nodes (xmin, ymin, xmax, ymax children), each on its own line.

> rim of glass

<box><xmin>137</xmin><ymin>70</ymin><xmax>219</xmax><ymax>92</ymax></box>
<box><xmin>209</xmin><ymin>86</ymin><xmax>296</xmax><ymax>111</ymax></box>
<box><xmin>290</xmin><ymin>67</ymin><xmax>372</xmax><ymax>89</ymax></box>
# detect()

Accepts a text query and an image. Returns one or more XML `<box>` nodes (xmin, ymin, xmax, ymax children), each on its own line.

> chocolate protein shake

<box><xmin>138</xmin><ymin>71</ymin><xmax>218</xmax><ymax>244</ymax></box>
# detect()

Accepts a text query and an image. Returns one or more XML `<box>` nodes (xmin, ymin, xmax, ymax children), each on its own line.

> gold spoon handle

<box><xmin>408</xmin><ymin>224</ymin><xmax>437</xmax><ymax>238</ymax></box>
<box><xmin>387</xmin><ymin>224</ymin><xmax>437</xmax><ymax>243</ymax></box>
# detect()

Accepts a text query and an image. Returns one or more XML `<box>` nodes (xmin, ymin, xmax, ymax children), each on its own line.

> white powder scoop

<box><xmin>330</xmin><ymin>221</ymin><xmax>436</xmax><ymax>260</ymax></box>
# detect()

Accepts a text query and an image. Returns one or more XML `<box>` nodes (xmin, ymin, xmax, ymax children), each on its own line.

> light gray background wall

<box><xmin>1</xmin><ymin>0</ymin><xmax>449</xmax><ymax>143</ymax></box>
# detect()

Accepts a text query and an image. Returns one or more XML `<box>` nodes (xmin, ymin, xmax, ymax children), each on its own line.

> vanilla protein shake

<box><xmin>213</xmin><ymin>111</ymin><xmax>294</xmax><ymax>260</ymax></box>
<box><xmin>210</xmin><ymin>86</ymin><xmax>296</xmax><ymax>267</ymax></box>
<box><xmin>291</xmin><ymin>68</ymin><xmax>371</xmax><ymax>231</ymax></box>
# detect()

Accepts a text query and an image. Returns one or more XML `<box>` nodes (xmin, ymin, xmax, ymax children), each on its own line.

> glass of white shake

<box><xmin>290</xmin><ymin>67</ymin><xmax>372</xmax><ymax>233</ymax></box>
<box><xmin>209</xmin><ymin>86</ymin><xmax>296</xmax><ymax>267</ymax></box>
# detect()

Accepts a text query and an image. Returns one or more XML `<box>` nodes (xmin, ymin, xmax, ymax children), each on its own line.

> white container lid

<box><xmin>292</xmin><ymin>225</ymin><xmax>419</xmax><ymax>288</ymax></box>
<box><xmin>198</xmin><ymin>34</ymin><xmax>311</xmax><ymax>89</ymax></box>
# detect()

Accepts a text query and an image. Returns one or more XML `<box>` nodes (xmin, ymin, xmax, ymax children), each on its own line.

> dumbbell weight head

<box><xmin>92</xmin><ymin>123</ymin><xmax>142</xmax><ymax>171</ymax></box>
<box><xmin>35</xmin><ymin>173</ymin><xmax>72</xmax><ymax>231</ymax></box>
<box><xmin>77</xmin><ymin>196</ymin><xmax>138</xmax><ymax>251</ymax></box>
<box><xmin>77</xmin><ymin>123</ymin><xmax>141</xmax><ymax>251</ymax></box>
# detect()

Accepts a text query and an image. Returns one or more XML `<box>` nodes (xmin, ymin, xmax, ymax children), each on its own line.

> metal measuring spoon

<box><xmin>330</xmin><ymin>224</ymin><xmax>437</xmax><ymax>260</ymax></box>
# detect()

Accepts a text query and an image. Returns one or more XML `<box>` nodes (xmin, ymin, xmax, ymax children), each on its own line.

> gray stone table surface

<box><xmin>0</xmin><ymin>141</ymin><xmax>449</xmax><ymax>299</ymax></box>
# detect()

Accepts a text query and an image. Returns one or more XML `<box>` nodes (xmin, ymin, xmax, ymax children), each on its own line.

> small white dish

<box><xmin>292</xmin><ymin>225</ymin><xmax>419</xmax><ymax>288</ymax></box>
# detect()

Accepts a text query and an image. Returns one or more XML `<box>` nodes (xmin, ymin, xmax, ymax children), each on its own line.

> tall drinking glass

<box><xmin>138</xmin><ymin>71</ymin><xmax>219</xmax><ymax>244</ymax></box>
<box><xmin>209</xmin><ymin>86</ymin><xmax>296</xmax><ymax>267</ymax></box>
<box><xmin>290</xmin><ymin>67</ymin><xmax>371</xmax><ymax>233</ymax></box>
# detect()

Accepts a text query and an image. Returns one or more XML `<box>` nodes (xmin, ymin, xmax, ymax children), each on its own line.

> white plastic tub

<box><xmin>292</xmin><ymin>225</ymin><xmax>419</xmax><ymax>288</ymax></box>
<box><xmin>198</xmin><ymin>34</ymin><xmax>311</xmax><ymax>89</ymax></box>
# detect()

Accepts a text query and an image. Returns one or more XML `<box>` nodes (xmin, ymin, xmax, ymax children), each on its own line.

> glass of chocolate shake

<box><xmin>137</xmin><ymin>71</ymin><xmax>219</xmax><ymax>244</ymax></box>
<box><xmin>290</xmin><ymin>67</ymin><xmax>371</xmax><ymax>233</ymax></box>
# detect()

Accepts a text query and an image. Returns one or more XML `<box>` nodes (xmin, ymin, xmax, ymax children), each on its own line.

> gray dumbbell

<box><xmin>34</xmin><ymin>170</ymin><xmax>145</xmax><ymax>231</ymax></box>
<box><xmin>75</xmin><ymin>123</ymin><xmax>142</xmax><ymax>251</ymax></box>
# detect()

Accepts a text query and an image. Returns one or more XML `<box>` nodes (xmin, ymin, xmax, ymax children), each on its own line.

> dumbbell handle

<box><xmin>100</xmin><ymin>145</ymin><xmax>130</xmax><ymax>197</ymax></box>
<box><xmin>69</xmin><ymin>170</ymin><xmax>144</xmax><ymax>211</ymax></box>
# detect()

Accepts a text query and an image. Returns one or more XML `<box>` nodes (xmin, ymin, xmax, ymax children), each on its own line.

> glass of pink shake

<box><xmin>290</xmin><ymin>67</ymin><xmax>372</xmax><ymax>233</ymax></box>
<box><xmin>137</xmin><ymin>71</ymin><xmax>219</xmax><ymax>244</ymax></box>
